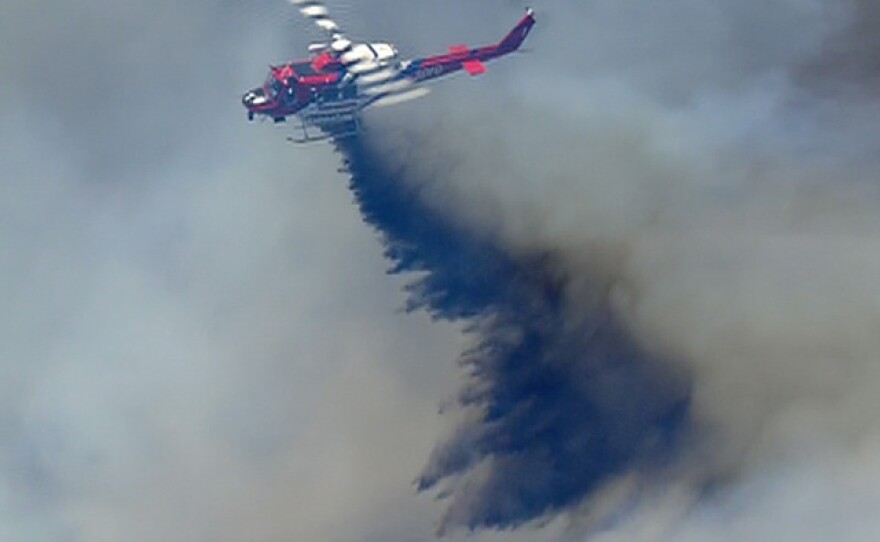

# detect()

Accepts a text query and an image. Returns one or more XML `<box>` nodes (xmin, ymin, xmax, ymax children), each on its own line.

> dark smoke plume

<box><xmin>336</xmin><ymin>137</ymin><xmax>693</xmax><ymax>532</ymax></box>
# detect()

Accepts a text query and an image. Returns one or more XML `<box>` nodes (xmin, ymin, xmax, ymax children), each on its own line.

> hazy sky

<box><xmin>3</xmin><ymin>1</ymin><xmax>880</xmax><ymax>541</ymax></box>
<box><xmin>1</xmin><ymin>2</ymin><xmax>466</xmax><ymax>541</ymax></box>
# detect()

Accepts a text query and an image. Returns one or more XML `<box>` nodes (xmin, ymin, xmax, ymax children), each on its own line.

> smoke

<box><xmin>337</xmin><ymin>0</ymin><xmax>880</xmax><ymax>537</ymax></box>
<box><xmin>1</xmin><ymin>2</ymin><xmax>467</xmax><ymax>541</ymax></box>
<box><xmin>5</xmin><ymin>0</ymin><xmax>880</xmax><ymax>541</ymax></box>
<box><xmin>338</xmin><ymin>138</ymin><xmax>691</xmax><ymax>532</ymax></box>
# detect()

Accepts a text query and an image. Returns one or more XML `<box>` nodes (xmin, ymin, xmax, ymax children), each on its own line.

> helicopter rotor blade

<box><xmin>289</xmin><ymin>0</ymin><xmax>342</xmax><ymax>36</ymax></box>
<box><xmin>362</xmin><ymin>77</ymin><xmax>415</xmax><ymax>96</ymax></box>
<box><xmin>370</xmin><ymin>87</ymin><xmax>431</xmax><ymax>108</ymax></box>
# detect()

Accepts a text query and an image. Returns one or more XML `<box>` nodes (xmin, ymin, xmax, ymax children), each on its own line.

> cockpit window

<box><xmin>264</xmin><ymin>75</ymin><xmax>285</xmax><ymax>99</ymax></box>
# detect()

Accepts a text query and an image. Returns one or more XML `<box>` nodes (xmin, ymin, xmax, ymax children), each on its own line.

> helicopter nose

<box><xmin>242</xmin><ymin>88</ymin><xmax>268</xmax><ymax>107</ymax></box>
<box><xmin>242</xmin><ymin>89</ymin><xmax>266</xmax><ymax>120</ymax></box>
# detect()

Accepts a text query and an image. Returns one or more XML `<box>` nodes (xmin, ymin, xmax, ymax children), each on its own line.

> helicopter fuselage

<box><xmin>242</xmin><ymin>9</ymin><xmax>536</xmax><ymax>139</ymax></box>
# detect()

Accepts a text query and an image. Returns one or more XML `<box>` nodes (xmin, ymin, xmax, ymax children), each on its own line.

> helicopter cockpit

<box><xmin>257</xmin><ymin>72</ymin><xmax>290</xmax><ymax>106</ymax></box>
<box><xmin>242</xmin><ymin>70</ymin><xmax>297</xmax><ymax>120</ymax></box>
<box><xmin>243</xmin><ymin>60</ymin><xmax>346</xmax><ymax>122</ymax></box>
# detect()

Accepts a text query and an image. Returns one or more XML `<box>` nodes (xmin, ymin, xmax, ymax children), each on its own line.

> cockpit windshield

<box><xmin>264</xmin><ymin>74</ymin><xmax>285</xmax><ymax>100</ymax></box>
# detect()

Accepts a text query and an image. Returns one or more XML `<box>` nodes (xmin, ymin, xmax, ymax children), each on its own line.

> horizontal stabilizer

<box><xmin>462</xmin><ymin>59</ymin><xmax>486</xmax><ymax>76</ymax></box>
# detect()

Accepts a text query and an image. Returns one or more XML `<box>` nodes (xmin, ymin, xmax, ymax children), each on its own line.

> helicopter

<box><xmin>242</xmin><ymin>1</ymin><xmax>536</xmax><ymax>142</ymax></box>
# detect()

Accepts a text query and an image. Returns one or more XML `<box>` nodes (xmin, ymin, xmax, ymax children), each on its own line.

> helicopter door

<box><xmin>282</xmin><ymin>81</ymin><xmax>298</xmax><ymax>105</ymax></box>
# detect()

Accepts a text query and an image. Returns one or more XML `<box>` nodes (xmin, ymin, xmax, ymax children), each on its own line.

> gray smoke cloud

<box><xmin>5</xmin><ymin>0</ymin><xmax>880</xmax><ymax>541</ymax></box>
<box><xmin>0</xmin><ymin>2</ymin><xmax>476</xmax><ymax>541</ymax></box>
<box><xmin>362</xmin><ymin>0</ymin><xmax>880</xmax><ymax>538</ymax></box>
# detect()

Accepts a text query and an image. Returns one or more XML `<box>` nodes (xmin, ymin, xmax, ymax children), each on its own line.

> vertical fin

<box><xmin>498</xmin><ymin>8</ymin><xmax>536</xmax><ymax>53</ymax></box>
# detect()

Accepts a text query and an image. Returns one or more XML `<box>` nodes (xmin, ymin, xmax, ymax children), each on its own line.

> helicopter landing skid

<box><xmin>287</xmin><ymin>118</ymin><xmax>361</xmax><ymax>144</ymax></box>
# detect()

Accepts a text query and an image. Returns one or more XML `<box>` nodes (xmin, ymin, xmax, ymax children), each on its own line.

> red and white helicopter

<box><xmin>242</xmin><ymin>1</ymin><xmax>536</xmax><ymax>142</ymax></box>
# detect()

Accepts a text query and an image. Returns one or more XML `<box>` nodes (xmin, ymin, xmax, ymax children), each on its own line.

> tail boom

<box><xmin>404</xmin><ymin>8</ymin><xmax>535</xmax><ymax>83</ymax></box>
